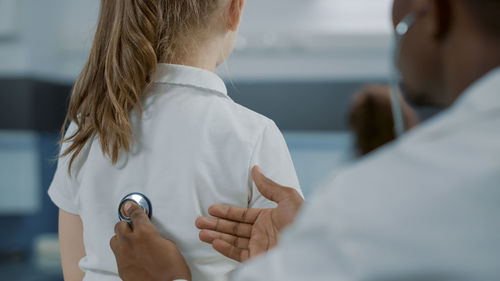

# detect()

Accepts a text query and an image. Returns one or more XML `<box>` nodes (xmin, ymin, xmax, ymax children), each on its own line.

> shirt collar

<box><xmin>153</xmin><ymin>63</ymin><xmax>228</xmax><ymax>97</ymax></box>
<box><xmin>452</xmin><ymin>66</ymin><xmax>500</xmax><ymax>114</ymax></box>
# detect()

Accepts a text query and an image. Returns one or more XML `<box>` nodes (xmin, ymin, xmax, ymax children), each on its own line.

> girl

<box><xmin>48</xmin><ymin>0</ymin><xmax>302</xmax><ymax>281</ymax></box>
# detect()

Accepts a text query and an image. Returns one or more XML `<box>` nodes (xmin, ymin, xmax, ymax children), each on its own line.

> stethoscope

<box><xmin>389</xmin><ymin>12</ymin><xmax>416</xmax><ymax>138</ymax></box>
<box><xmin>118</xmin><ymin>192</ymin><xmax>153</xmax><ymax>224</ymax></box>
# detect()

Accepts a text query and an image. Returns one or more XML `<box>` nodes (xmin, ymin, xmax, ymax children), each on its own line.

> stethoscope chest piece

<box><xmin>118</xmin><ymin>192</ymin><xmax>152</xmax><ymax>223</ymax></box>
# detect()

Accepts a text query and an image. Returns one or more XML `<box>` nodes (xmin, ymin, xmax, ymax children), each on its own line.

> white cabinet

<box><xmin>0</xmin><ymin>0</ymin><xmax>395</xmax><ymax>81</ymax></box>
<box><xmin>223</xmin><ymin>0</ymin><xmax>395</xmax><ymax>80</ymax></box>
<box><xmin>0</xmin><ymin>0</ymin><xmax>17</xmax><ymax>38</ymax></box>
<box><xmin>237</xmin><ymin>0</ymin><xmax>392</xmax><ymax>49</ymax></box>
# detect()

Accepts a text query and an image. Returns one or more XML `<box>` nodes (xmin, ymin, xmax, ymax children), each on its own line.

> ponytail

<box><xmin>61</xmin><ymin>0</ymin><xmax>223</xmax><ymax>173</ymax></box>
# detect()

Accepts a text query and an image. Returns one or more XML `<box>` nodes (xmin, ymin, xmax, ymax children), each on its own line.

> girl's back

<box><xmin>47</xmin><ymin>1</ymin><xmax>302</xmax><ymax>280</ymax></box>
<box><xmin>50</xmin><ymin>63</ymin><xmax>300</xmax><ymax>280</ymax></box>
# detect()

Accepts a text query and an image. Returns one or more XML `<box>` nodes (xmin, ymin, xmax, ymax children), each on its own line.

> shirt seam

<box><xmin>245</xmin><ymin>119</ymin><xmax>273</xmax><ymax>206</ymax></box>
<box><xmin>48</xmin><ymin>186</ymin><xmax>79</xmax><ymax>215</ymax></box>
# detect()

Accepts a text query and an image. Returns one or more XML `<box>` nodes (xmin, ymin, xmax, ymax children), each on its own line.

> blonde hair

<box><xmin>61</xmin><ymin>0</ymin><xmax>224</xmax><ymax>172</ymax></box>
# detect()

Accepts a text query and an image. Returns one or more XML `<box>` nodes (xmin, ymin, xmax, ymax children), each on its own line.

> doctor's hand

<box><xmin>196</xmin><ymin>166</ymin><xmax>304</xmax><ymax>262</ymax></box>
<box><xmin>110</xmin><ymin>203</ymin><xmax>191</xmax><ymax>281</ymax></box>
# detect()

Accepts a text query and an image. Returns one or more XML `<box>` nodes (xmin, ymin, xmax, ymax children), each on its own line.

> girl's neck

<box><xmin>179</xmin><ymin>53</ymin><xmax>218</xmax><ymax>73</ymax></box>
<box><xmin>170</xmin><ymin>40</ymin><xmax>221</xmax><ymax>73</ymax></box>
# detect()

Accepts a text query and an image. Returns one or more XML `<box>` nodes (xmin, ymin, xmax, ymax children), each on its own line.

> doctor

<box><xmin>110</xmin><ymin>0</ymin><xmax>500</xmax><ymax>280</ymax></box>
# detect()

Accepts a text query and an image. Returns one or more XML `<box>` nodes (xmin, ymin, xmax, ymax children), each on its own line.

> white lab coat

<box><xmin>232</xmin><ymin>68</ymin><xmax>500</xmax><ymax>281</ymax></box>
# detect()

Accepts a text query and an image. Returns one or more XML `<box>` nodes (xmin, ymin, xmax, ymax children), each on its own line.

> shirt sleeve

<box><xmin>47</xmin><ymin>123</ymin><xmax>80</xmax><ymax>215</ymax></box>
<box><xmin>248</xmin><ymin>120</ymin><xmax>303</xmax><ymax>208</ymax></box>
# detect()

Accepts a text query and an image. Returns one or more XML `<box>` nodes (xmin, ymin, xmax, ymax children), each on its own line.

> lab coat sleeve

<box><xmin>231</xmin><ymin>184</ymin><xmax>340</xmax><ymax>281</ymax></box>
<box><xmin>248</xmin><ymin>120</ymin><xmax>303</xmax><ymax>209</ymax></box>
<box><xmin>47</xmin><ymin>122</ymin><xmax>80</xmax><ymax>215</ymax></box>
<box><xmin>232</xmin><ymin>129</ymin><xmax>500</xmax><ymax>281</ymax></box>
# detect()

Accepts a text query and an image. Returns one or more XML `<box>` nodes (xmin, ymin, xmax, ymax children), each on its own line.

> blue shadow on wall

<box><xmin>0</xmin><ymin>132</ymin><xmax>64</xmax><ymax>281</ymax></box>
<box><xmin>0</xmin><ymin>132</ymin><xmax>60</xmax><ymax>257</ymax></box>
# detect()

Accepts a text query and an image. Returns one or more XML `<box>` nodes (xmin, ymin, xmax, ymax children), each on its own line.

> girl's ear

<box><xmin>227</xmin><ymin>0</ymin><xmax>246</xmax><ymax>31</ymax></box>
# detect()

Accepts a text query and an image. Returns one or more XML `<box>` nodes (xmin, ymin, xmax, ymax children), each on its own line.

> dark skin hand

<box><xmin>110</xmin><ymin>203</ymin><xmax>192</xmax><ymax>281</ymax></box>
<box><xmin>196</xmin><ymin>166</ymin><xmax>304</xmax><ymax>262</ymax></box>
<box><xmin>110</xmin><ymin>165</ymin><xmax>303</xmax><ymax>280</ymax></box>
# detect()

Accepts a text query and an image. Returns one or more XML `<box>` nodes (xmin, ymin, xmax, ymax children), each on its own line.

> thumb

<box><xmin>127</xmin><ymin>204</ymin><xmax>151</xmax><ymax>229</ymax></box>
<box><xmin>252</xmin><ymin>166</ymin><xmax>291</xmax><ymax>204</ymax></box>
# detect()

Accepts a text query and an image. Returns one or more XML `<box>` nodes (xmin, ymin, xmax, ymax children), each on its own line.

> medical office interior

<box><xmin>0</xmin><ymin>0</ymin><xmax>439</xmax><ymax>280</ymax></box>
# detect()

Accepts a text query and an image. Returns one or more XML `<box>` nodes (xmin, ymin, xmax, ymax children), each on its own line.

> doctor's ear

<box><xmin>414</xmin><ymin>0</ymin><xmax>452</xmax><ymax>40</ymax></box>
<box><xmin>226</xmin><ymin>0</ymin><xmax>246</xmax><ymax>31</ymax></box>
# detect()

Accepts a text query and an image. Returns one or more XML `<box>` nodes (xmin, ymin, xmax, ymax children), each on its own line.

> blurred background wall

<box><xmin>0</xmin><ymin>0</ymin><xmax>393</xmax><ymax>280</ymax></box>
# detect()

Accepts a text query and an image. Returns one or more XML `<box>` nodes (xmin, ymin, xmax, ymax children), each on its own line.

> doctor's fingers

<box><xmin>110</xmin><ymin>235</ymin><xmax>119</xmax><ymax>255</ymax></box>
<box><xmin>207</xmin><ymin>205</ymin><xmax>263</xmax><ymax>224</ymax></box>
<box><xmin>199</xmin><ymin>229</ymin><xmax>250</xmax><ymax>249</ymax></box>
<box><xmin>195</xmin><ymin>217</ymin><xmax>252</xmax><ymax>238</ymax></box>
<box><xmin>114</xmin><ymin>221</ymin><xmax>132</xmax><ymax>237</ymax></box>
<box><xmin>213</xmin><ymin>239</ymin><xmax>250</xmax><ymax>263</ymax></box>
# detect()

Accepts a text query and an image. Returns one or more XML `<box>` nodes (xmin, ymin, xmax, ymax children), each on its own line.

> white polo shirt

<box><xmin>48</xmin><ymin>64</ymin><xmax>302</xmax><ymax>281</ymax></box>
